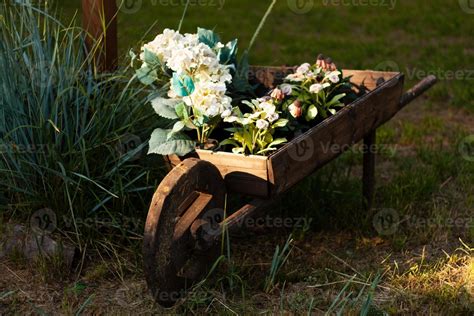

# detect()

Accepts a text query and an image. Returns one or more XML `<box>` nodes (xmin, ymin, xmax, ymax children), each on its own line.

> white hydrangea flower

<box><xmin>142</xmin><ymin>29</ymin><xmax>183</xmax><ymax>63</ymax></box>
<box><xmin>221</xmin><ymin>109</ymin><xmax>232</xmax><ymax>118</ymax></box>
<box><xmin>142</xmin><ymin>29</ymin><xmax>235</xmax><ymax>118</ymax></box>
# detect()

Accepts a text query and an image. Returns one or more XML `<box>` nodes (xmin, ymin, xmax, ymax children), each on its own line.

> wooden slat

<box><xmin>267</xmin><ymin>73</ymin><xmax>405</xmax><ymax>195</ymax></box>
<box><xmin>343</xmin><ymin>70</ymin><xmax>399</xmax><ymax>90</ymax></box>
<box><xmin>167</xmin><ymin>150</ymin><xmax>269</xmax><ymax>197</ymax></box>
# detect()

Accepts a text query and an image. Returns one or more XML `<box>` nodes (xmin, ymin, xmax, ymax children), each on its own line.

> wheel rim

<box><xmin>143</xmin><ymin>158</ymin><xmax>226</xmax><ymax>307</ymax></box>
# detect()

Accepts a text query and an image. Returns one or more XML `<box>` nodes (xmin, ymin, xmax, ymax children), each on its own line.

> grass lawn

<box><xmin>1</xmin><ymin>1</ymin><xmax>473</xmax><ymax>314</ymax></box>
<box><xmin>57</xmin><ymin>0</ymin><xmax>474</xmax><ymax>109</ymax></box>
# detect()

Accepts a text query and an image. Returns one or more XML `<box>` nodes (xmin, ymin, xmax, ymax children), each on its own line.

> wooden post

<box><xmin>363</xmin><ymin>129</ymin><xmax>376</xmax><ymax>210</ymax></box>
<box><xmin>82</xmin><ymin>0</ymin><xmax>118</xmax><ymax>72</ymax></box>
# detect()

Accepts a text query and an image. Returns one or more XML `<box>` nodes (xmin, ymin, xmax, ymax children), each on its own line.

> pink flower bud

<box><xmin>316</xmin><ymin>54</ymin><xmax>337</xmax><ymax>71</ymax></box>
<box><xmin>289</xmin><ymin>100</ymin><xmax>302</xmax><ymax>118</ymax></box>
<box><xmin>270</xmin><ymin>88</ymin><xmax>285</xmax><ymax>101</ymax></box>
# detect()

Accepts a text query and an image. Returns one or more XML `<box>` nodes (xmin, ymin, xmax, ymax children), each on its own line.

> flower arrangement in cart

<box><xmin>133</xmin><ymin>28</ymin><xmax>357</xmax><ymax>157</ymax></box>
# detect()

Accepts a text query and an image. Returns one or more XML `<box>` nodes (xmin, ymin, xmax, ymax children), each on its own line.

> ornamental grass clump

<box><xmin>0</xmin><ymin>2</ymin><xmax>159</xmax><ymax>249</ymax></box>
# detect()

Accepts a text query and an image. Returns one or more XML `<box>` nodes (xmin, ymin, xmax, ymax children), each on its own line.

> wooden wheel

<box><xmin>143</xmin><ymin>158</ymin><xmax>226</xmax><ymax>307</ymax></box>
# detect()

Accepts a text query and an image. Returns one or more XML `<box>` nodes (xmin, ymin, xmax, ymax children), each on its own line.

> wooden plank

<box><xmin>342</xmin><ymin>70</ymin><xmax>399</xmax><ymax>90</ymax></box>
<box><xmin>167</xmin><ymin>150</ymin><xmax>269</xmax><ymax>197</ymax></box>
<box><xmin>363</xmin><ymin>130</ymin><xmax>376</xmax><ymax>210</ymax></box>
<box><xmin>268</xmin><ymin>73</ymin><xmax>405</xmax><ymax>195</ymax></box>
<box><xmin>82</xmin><ymin>0</ymin><xmax>118</xmax><ymax>72</ymax></box>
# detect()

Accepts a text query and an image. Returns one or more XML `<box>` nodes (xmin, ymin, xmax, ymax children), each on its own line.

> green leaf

<box><xmin>143</xmin><ymin>48</ymin><xmax>161</xmax><ymax>68</ymax></box>
<box><xmin>218</xmin><ymin>39</ymin><xmax>238</xmax><ymax>64</ymax></box>
<box><xmin>197</xmin><ymin>27</ymin><xmax>221</xmax><ymax>48</ymax></box>
<box><xmin>243</xmin><ymin>130</ymin><xmax>253</xmax><ymax>150</ymax></box>
<box><xmin>272</xmin><ymin>119</ymin><xmax>289</xmax><ymax>128</ymax></box>
<box><xmin>167</xmin><ymin>121</ymin><xmax>186</xmax><ymax>140</ymax></box>
<box><xmin>233</xmin><ymin>131</ymin><xmax>246</xmax><ymax>144</ymax></box>
<box><xmin>305</xmin><ymin>105</ymin><xmax>318</xmax><ymax>121</ymax></box>
<box><xmin>150</xmin><ymin>97</ymin><xmax>179</xmax><ymax>119</ymax></box>
<box><xmin>129</xmin><ymin>49</ymin><xmax>137</xmax><ymax>67</ymax></box>
<box><xmin>172</xmin><ymin>121</ymin><xmax>185</xmax><ymax>133</ymax></box>
<box><xmin>136</xmin><ymin>65</ymin><xmax>158</xmax><ymax>85</ymax></box>
<box><xmin>148</xmin><ymin>128</ymin><xmax>195</xmax><ymax>156</ymax></box>
<box><xmin>172</xmin><ymin>73</ymin><xmax>195</xmax><ymax>97</ymax></box>
<box><xmin>192</xmin><ymin>106</ymin><xmax>206</xmax><ymax>126</ymax></box>
<box><xmin>231</xmin><ymin>50</ymin><xmax>252</xmax><ymax>93</ymax></box>
<box><xmin>175</xmin><ymin>102</ymin><xmax>189</xmax><ymax>120</ymax></box>
<box><xmin>268</xmin><ymin>138</ymin><xmax>287</xmax><ymax>147</ymax></box>
<box><xmin>326</xmin><ymin>93</ymin><xmax>346</xmax><ymax>107</ymax></box>
<box><xmin>220</xmin><ymin>139</ymin><xmax>239</xmax><ymax>147</ymax></box>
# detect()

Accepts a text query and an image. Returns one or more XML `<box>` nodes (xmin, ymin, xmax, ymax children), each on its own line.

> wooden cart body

<box><xmin>166</xmin><ymin>67</ymin><xmax>405</xmax><ymax>198</ymax></box>
<box><xmin>145</xmin><ymin>66</ymin><xmax>436</xmax><ymax>307</ymax></box>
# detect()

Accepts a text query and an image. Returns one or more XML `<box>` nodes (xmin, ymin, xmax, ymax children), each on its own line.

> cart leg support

<box><xmin>363</xmin><ymin>129</ymin><xmax>376</xmax><ymax>210</ymax></box>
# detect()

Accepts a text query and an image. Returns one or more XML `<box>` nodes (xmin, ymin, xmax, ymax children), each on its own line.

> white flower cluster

<box><xmin>141</xmin><ymin>29</ymin><xmax>233</xmax><ymax>117</ymax></box>
<box><xmin>224</xmin><ymin>100</ymin><xmax>280</xmax><ymax>130</ymax></box>
<box><xmin>286</xmin><ymin>62</ymin><xmax>341</xmax><ymax>95</ymax></box>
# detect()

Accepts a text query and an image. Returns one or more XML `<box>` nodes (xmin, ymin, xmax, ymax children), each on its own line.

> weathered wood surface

<box><xmin>167</xmin><ymin>150</ymin><xmax>269</xmax><ymax>197</ymax></box>
<box><xmin>144</xmin><ymin>159</ymin><xmax>226</xmax><ymax>307</ymax></box>
<box><xmin>268</xmin><ymin>72</ymin><xmax>404</xmax><ymax>195</ymax></box>
<box><xmin>82</xmin><ymin>0</ymin><xmax>118</xmax><ymax>72</ymax></box>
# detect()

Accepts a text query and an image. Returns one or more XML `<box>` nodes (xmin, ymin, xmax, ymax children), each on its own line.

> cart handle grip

<box><xmin>400</xmin><ymin>75</ymin><xmax>437</xmax><ymax>107</ymax></box>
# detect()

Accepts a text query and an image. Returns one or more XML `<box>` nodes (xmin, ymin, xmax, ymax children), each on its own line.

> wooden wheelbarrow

<box><xmin>143</xmin><ymin>66</ymin><xmax>437</xmax><ymax>306</ymax></box>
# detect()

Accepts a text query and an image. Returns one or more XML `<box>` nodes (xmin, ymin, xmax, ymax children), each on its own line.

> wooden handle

<box><xmin>400</xmin><ymin>75</ymin><xmax>437</xmax><ymax>107</ymax></box>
